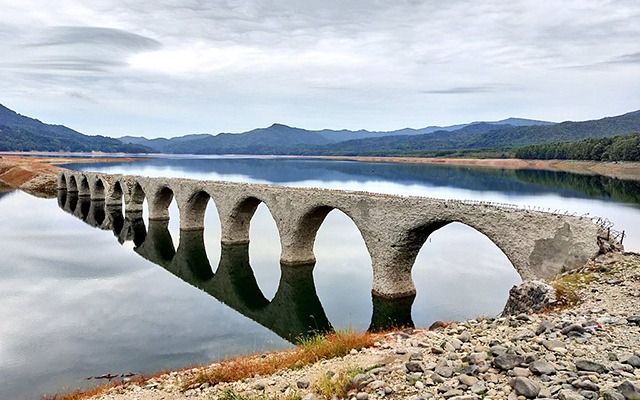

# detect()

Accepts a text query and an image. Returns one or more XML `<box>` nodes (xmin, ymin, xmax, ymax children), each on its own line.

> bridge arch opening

<box><xmin>410</xmin><ymin>221</ymin><xmax>521</xmax><ymax>326</ymax></box>
<box><xmin>247</xmin><ymin>201</ymin><xmax>282</xmax><ymax>301</ymax></box>
<box><xmin>146</xmin><ymin>186</ymin><xmax>180</xmax><ymax>251</ymax></box>
<box><xmin>184</xmin><ymin>190</ymin><xmax>222</xmax><ymax>273</ymax></box>
<box><xmin>309</xmin><ymin>207</ymin><xmax>373</xmax><ymax>331</ymax></box>
<box><xmin>124</xmin><ymin>183</ymin><xmax>148</xmax><ymax>248</ymax></box>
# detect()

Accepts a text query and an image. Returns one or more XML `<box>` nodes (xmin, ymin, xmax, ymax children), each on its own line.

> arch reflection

<box><xmin>57</xmin><ymin>193</ymin><xmax>414</xmax><ymax>342</ymax></box>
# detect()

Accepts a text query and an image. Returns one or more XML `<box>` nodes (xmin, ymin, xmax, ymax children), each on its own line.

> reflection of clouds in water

<box><xmin>413</xmin><ymin>223</ymin><xmax>521</xmax><ymax>324</ymax></box>
<box><xmin>0</xmin><ymin>192</ymin><xmax>289</xmax><ymax>399</ymax></box>
<box><xmin>248</xmin><ymin>203</ymin><xmax>282</xmax><ymax>300</ymax></box>
<box><xmin>313</xmin><ymin>210</ymin><xmax>373</xmax><ymax>330</ymax></box>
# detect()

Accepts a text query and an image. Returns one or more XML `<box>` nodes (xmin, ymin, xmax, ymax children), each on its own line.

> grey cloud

<box><xmin>6</xmin><ymin>58</ymin><xmax>127</xmax><ymax>72</ymax></box>
<box><xmin>421</xmin><ymin>86</ymin><xmax>500</xmax><ymax>95</ymax></box>
<box><xmin>26</xmin><ymin>26</ymin><xmax>161</xmax><ymax>51</ymax></box>
<box><xmin>607</xmin><ymin>52</ymin><xmax>640</xmax><ymax>64</ymax></box>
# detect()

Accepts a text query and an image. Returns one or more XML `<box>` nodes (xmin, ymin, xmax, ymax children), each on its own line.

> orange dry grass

<box><xmin>184</xmin><ymin>330</ymin><xmax>378</xmax><ymax>390</ymax></box>
<box><xmin>40</xmin><ymin>382</ymin><xmax>119</xmax><ymax>400</ymax></box>
<box><xmin>40</xmin><ymin>330</ymin><xmax>378</xmax><ymax>399</ymax></box>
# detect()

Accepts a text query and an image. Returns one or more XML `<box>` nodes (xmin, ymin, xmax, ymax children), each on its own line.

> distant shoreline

<box><xmin>299</xmin><ymin>155</ymin><xmax>640</xmax><ymax>180</ymax></box>
<box><xmin>2</xmin><ymin>153</ymin><xmax>639</xmax><ymax>198</ymax></box>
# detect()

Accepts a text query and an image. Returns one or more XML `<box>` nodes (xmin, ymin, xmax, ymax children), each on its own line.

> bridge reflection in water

<box><xmin>57</xmin><ymin>190</ymin><xmax>414</xmax><ymax>342</ymax></box>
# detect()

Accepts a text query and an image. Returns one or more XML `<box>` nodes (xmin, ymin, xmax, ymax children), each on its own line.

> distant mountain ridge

<box><xmin>2</xmin><ymin>102</ymin><xmax>639</xmax><ymax>157</ymax></box>
<box><xmin>119</xmin><ymin>118</ymin><xmax>555</xmax><ymax>154</ymax></box>
<box><xmin>0</xmin><ymin>104</ymin><xmax>151</xmax><ymax>153</ymax></box>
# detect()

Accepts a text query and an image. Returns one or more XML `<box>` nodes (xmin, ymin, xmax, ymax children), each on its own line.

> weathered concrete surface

<box><xmin>58</xmin><ymin>171</ymin><xmax>608</xmax><ymax>299</ymax></box>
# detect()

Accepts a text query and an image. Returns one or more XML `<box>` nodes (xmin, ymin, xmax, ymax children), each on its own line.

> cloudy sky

<box><xmin>1</xmin><ymin>1</ymin><xmax>639</xmax><ymax>138</ymax></box>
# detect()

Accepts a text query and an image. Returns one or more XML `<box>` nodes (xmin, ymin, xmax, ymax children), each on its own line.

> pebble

<box><xmin>83</xmin><ymin>253</ymin><xmax>640</xmax><ymax>400</ymax></box>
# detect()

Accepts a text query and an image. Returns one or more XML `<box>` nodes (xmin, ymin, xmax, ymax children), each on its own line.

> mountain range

<box><xmin>0</xmin><ymin>104</ymin><xmax>150</xmax><ymax>153</ymax></box>
<box><xmin>1</xmin><ymin>102</ymin><xmax>639</xmax><ymax>156</ymax></box>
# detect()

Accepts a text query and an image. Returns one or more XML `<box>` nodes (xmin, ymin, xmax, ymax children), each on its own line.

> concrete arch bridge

<box><xmin>57</xmin><ymin>170</ymin><xmax>607</xmax><ymax>300</ymax></box>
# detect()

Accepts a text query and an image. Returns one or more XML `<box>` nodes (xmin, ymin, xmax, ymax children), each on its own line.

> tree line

<box><xmin>514</xmin><ymin>133</ymin><xmax>640</xmax><ymax>161</ymax></box>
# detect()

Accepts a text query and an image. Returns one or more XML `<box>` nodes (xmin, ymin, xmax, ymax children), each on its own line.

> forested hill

<box><xmin>515</xmin><ymin>132</ymin><xmax>640</xmax><ymax>161</ymax></box>
<box><xmin>2</xmin><ymin>101</ymin><xmax>639</xmax><ymax>157</ymax></box>
<box><xmin>0</xmin><ymin>104</ymin><xmax>152</xmax><ymax>153</ymax></box>
<box><xmin>295</xmin><ymin>110</ymin><xmax>640</xmax><ymax>156</ymax></box>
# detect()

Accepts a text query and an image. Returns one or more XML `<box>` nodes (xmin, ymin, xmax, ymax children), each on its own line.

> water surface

<box><xmin>2</xmin><ymin>156</ymin><xmax>639</xmax><ymax>399</ymax></box>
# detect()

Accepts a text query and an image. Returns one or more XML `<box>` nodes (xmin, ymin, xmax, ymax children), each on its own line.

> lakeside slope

<box><xmin>73</xmin><ymin>252</ymin><xmax>640</xmax><ymax>400</ymax></box>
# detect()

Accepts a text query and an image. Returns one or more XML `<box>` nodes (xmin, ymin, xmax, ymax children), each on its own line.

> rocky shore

<box><xmin>86</xmin><ymin>252</ymin><xmax>640</xmax><ymax>400</ymax></box>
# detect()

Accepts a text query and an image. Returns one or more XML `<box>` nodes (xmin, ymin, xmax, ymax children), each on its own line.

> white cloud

<box><xmin>0</xmin><ymin>0</ymin><xmax>639</xmax><ymax>137</ymax></box>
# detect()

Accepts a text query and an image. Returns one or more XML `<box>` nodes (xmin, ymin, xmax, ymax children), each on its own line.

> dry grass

<box><xmin>312</xmin><ymin>367</ymin><xmax>360</xmax><ymax>399</ymax></box>
<box><xmin>548</xmin><ymin>269</ymin><xmax>598</xmax><ymax>309</ymax></box>
<box><xmin>40</xmin><ymin>382</ymin><xmax>119</xmax><ymax>400</ymax></box>
<box><xmin>183</xmin><ymin>330</ymin><xmax>377</xmax><ymax>391</ymax></box>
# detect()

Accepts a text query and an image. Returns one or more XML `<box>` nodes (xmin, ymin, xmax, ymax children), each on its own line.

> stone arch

<box><xmin>92</xmin><ymin>178</ymin><xmax>105</xmax><ymax>200</ymax></box>
<box><xmin>181</xmin><ymin>190</ymin><xmax>214</xmax><ymax>231</ymax></box>
<box><xmin>148</xmin><ymin>185</ymin><xmax>175</xmax><ymax>221</ymax></box>
<box><xmin>128</xmin><ymin>182</ymin><xmax>146</xmax><ymax>212</ymax></box>
<box><xmin>281</xmin><ymin>204</ymin><xmax>372</xmax><ymax>266</ymax></box>
<box><xmin>223</xmin><ymin>196</ymin><xmax>280</xmax><ymax>245</ymax></box>
<box><xmin>78</xmin><ymin>175</ymin><xmax>90</xmax><ymax>196</ymax></box>
<box><xmin>67</xmin><ymin>175</ymin><xmax>78</xmax><ymax>193</ymax></box>
<box><xmin>58</xmin><ymin>173</ymin><xmax>67</xmax><ymax>190</ymax></box>
<box><xmin>107</xmin><ymin>180</ymin><xmax>125</xmax><ymax>206</ymax></box>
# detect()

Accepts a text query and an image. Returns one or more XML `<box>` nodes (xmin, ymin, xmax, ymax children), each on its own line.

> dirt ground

<box><xmin>310</xmin><ymin>156</ymin><xmax>640</xmax><ymax>180</ymax></box>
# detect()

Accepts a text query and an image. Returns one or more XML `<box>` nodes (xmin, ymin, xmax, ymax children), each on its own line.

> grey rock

<box><xmin>460</xmin><ymin>365</ymin><xmax>479</xmax><ymax>376</ymax></box>
<box><xmin>512</xmin><ymin>367</ymin><xmax>531</xmax><ymax>377</ymax></box>
<box><xmin>406</xmin><ymin>361</ymin><xmax>424</xmax><ymax>373</ymax></box>
<box><xmin>384</xmin><ymin>386</ymin><xmax>393</xmax><ymax>395</ymax></box>
<box><xmin>617</xmin><ymin>380</ymin><xmax>640</xmax><ymax>400</ymax></box>
<box><xmin>431</xmin><ymin>372</ymin><xmax>446</xmax><ymax>383</ymax></box>
<box><xmin>458</xmin><ymin>332</ymin><xmax>471</xmax><ymax>343</ymax></box>
<box><xmin>530</xmin><ymin>360</ymin><xmax>557</xmax><ymax>375</ymax></box>
<box><xmin>602</xmin><ymin>391</ymin><xmax>626</xmax><ymax>400</ymax></box>
<box><xmin>356</xmin><ymin>392</ymin><xmax>369</xmax><ymax>400</ymax></box>
<box><xmin>435</xmin><ymin>365</ymin><xmax>454</xmax><ymax>378</ymax></box>
<box><xmin>513</xmin><ymin>329</ymin><xmax>535</xmax><ymax>341</ymax></box>
<box><xmin>543</xmin><ymin>339</ymin><xmax>566</xmax><ymax>351</ymax></box>
<box><xmin>536</xmin><ymin>320</ymin><xmax>555</xmax><ymax>335</ymax></box>
<box><xmin>253</xmin><ymin>382</ymin><xmax>266</xmax><ymax>390</ymax></box>
<box><xmin>352</xmin><ymin>373</ymin><xmax>370</xmax><ymax>389</ymax></box>
<box><xmin>302</xmin><ymin>394</ymin><xmax>317</xmax><ymax>400</ymax></box>
<box><xmin>510</xmin><ymin>377</ymin><xmax>541</xmax><ymax>399</ymax></box>
<box><xmin>489</xmin><ymin>345</ymin><xmax>508</xmax><ymax>357</ymax></box>
<box><xmin>410</xmin><ymin>352</ymin><xmax>424</xmax><ymax>361</ymax></box>
<box><xmin>575</xmin><ymin>359</ymin><xmax>608</xmax><ymax>374</ymax></box>
<box><xmin>572</xmin><ymin>380</ymin><xmax>599</xmax><ymax>392</ymax></box>
<box><xmin>414</xmin><ymin>381</ymin><xmax>425</xmax><ymax>390</ymax></box>
<box><xmin>493</xmin><ymin>354</ymin><xmax>524</xmax><ymax>370</ymax></box>
<box><xmin>458</xmin><ymin>374</ymin><xmax>478</xmax><ymax>386</ymax></box>
<box><xmin>470</xmin><ymin>382</ymin><xmax>486</xmax><ymax>394</ymax></box>
<box><xmin>297</xmin><ymin>380</ymin><xmax>310</xmax><ymax>389</ymax></box>
<box><xmin>442</xmin><ymin>389</ymin><xmax>464</xmax><ymax>398</ymax></box>
<box><xmin>558</xmin><ymin>389</ymin><xmax>585</xmax><ymax>400</ymax></box>
<box><xmin>561</xmin><ymin>324</ymin><xmax>586</xmax><ymax>336</ymax></box>
<box><xmin>624</xmin><ymin>354</ymin><xmax>640</xmax><ymax>368</ymax></box>
<box><xmin>627</xmin><ymin>315</ymin><xmax>640</xmax><ymax>326</ymax></box>
<box><xmin>431</xmin><ymin>346</ymin><xmax>445</xmax><ymax>355</ymax></box>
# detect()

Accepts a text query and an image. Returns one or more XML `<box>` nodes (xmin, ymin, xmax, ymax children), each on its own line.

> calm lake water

<box><xmin>1</xmin><ymin>156</ymin><xmax>639</xmax><ymax>399</ymax></box>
